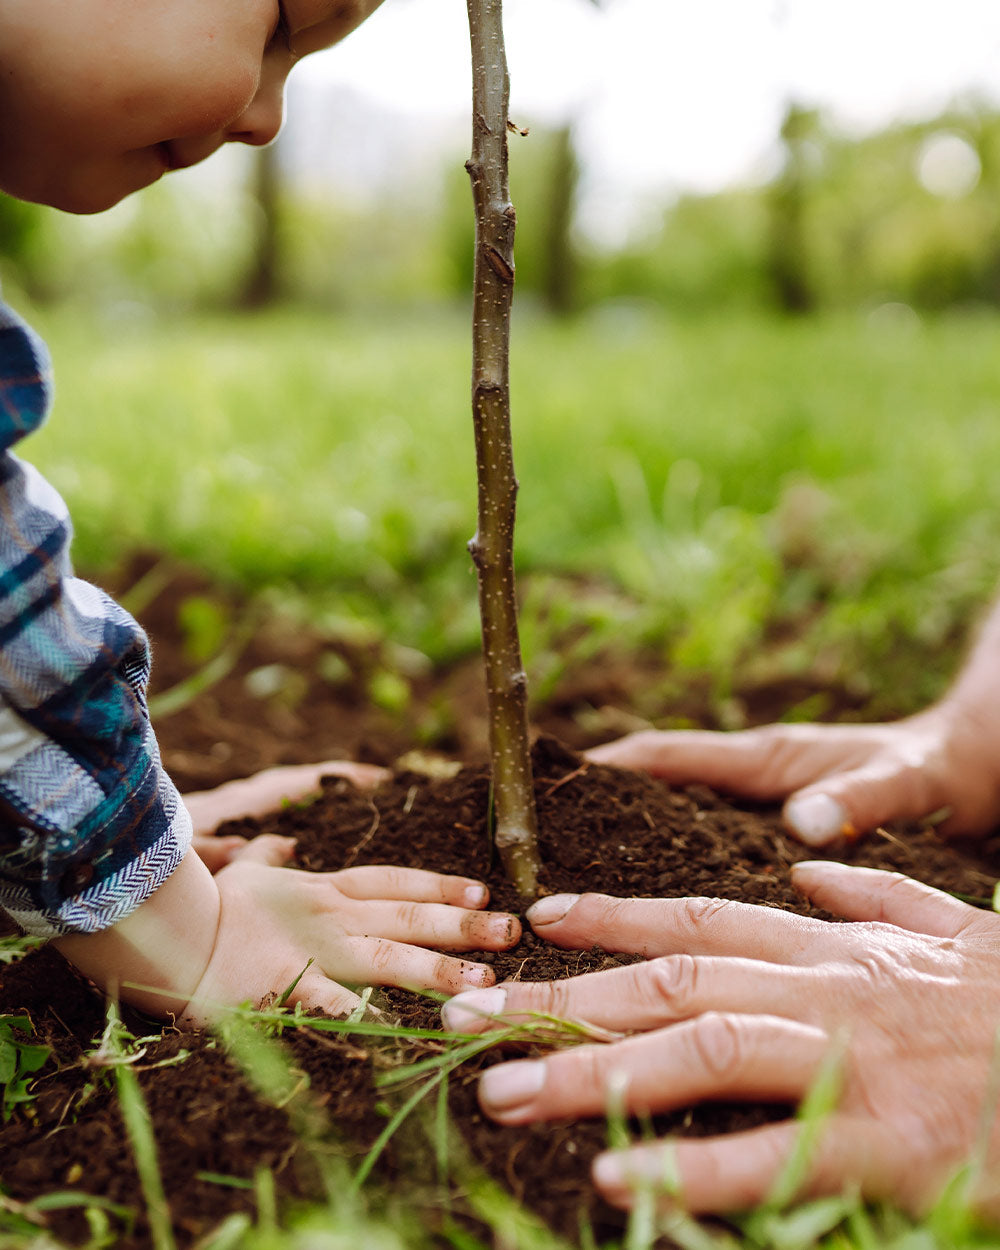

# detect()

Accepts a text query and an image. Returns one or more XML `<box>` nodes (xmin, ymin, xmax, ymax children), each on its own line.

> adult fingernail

<box><xmin>463</xmin><ymin>884</ymin><xmax>489</xmax><ymax>908</ymax></box>
<box><xmin>784</xmin><ymin>794</ymin><xmax>850</xmax><ymax>846</ymax></box>
<box><xmin>526</xmin><ymin>893</ymin><xmax>580</xmax><ymax>926</ymax></box>
<box><xmin>441</xmin><ymin>986</ymin><xmax>507</xmax><ymax>1032</ymax></box>
<box><xmin>480</xmin><ymin>1059</ymin><xmax>546</xmax><ymax>1112</ymax></box>
<box><xmin>592</xmin><ymin>1152</ymin><xmax>626</xmax><ymax>1189</ymax></box>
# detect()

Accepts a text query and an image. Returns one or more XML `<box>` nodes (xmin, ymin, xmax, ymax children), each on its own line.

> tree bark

<box><xmin>466</xmin><ymin>0</ymin><xmax>541</xmax><ymax>900</ymax></box>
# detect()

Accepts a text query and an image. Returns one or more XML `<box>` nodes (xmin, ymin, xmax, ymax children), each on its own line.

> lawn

<box><xmin>23</xmin><ymin>300</ymin><xmax>1000</xmax><ymax>716</ymax></box>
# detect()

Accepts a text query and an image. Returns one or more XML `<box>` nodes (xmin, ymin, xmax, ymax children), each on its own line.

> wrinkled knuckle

<box><xmin>394</xmin><ymin>901</ymin><xmax>424</xmax><ymax>934</ymax></box>
<box><xmin>645</xmin><ymin>955</ymin><xmax>700</xmax><ymax>1018</ymax></box>
<box><xmin>689</xmin><ymin>1012</ymin><xmax>746</xmax><ymax>1081</ymax></box>
<box><xmin>435</xmin><ymin>954</ymin><xmax>462</xmax><ymax>987</ymax></box>
<box><xmin>460</xmin><ymin>909</ymin><xmax>487</xmax><ymax>941</ymax></box>
<box><xmin>748</xmin><ymin>723</ymin><xmax>786</xmax><ymax>750</ymax></box>
<box><xmin>537</xmin><ymin>979</ymin><xmax>579</xmax><ymax>1022</ymax></box>
<box><xmin>846</xmin><ymin>943</ymin><xmax>898</xmax><ymax>987</ymax></box>
<box><xmin>367</xmin><ymin>943</ymin><xmax>398</xmax><ymax>979</ymax></box>
<box><xmin>879</xmin><ymin>870</ymin><xmax>921</xmax><ymax>909</ymax></box>
<box><xmin>677</xmin><ymin>895</ymin><xmax>734</xmax><ymax>941</ymax></box>
<box><xmin>574</xmin><ymin>892</ymin><xmax>630</xmax><ymax>940</ymax></box>
<box><xmin>573</xmin><ymin>1046</ymin><xmax>614</xmax><ymax>1101</ymax></box>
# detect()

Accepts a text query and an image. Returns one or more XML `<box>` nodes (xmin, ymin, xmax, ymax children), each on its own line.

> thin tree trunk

<box><xmin>239</xmin><ymin>143</ymin><xmax>281</xmax><ymax>309</ymax></box>
<box><xmin>466</xmin><ymin>0</ymin><xmax>541</xmax><ymax>900</ymax></box>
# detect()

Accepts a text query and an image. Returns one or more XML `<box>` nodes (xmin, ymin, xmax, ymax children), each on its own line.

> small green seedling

<box><xmin>0</xmin><ymin>933</ymin><xmax>44</xmax><ymax>965</ymax></box>
<box><xmin>0</xmin><ymin>1013</ymin><xmax>50</xmax><ymax>1121</ymax></box>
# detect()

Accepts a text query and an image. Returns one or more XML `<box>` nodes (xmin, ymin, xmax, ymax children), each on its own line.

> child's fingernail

<box><xmin>526</xmin><ymin>893</ymin><xmax>579</xmax><ymax>926</ymax></box>
<box><xmin>784</xmin><ymin>794</ymin><xmax>850</xmax><ymax>846</ymax></box>
<box><xmin>460</xmin><ymin>963</ymin><xmax>494</xmax><ymax>987</ymax></box>
<box><xmin>441</xmin><ymin>986</ymin><xmax>507</xmax><ymax>1032</ymax></box>
<box><xmin>488</xmin><ymin>915</ymin><xmax>519</xmax><ymax>943</ymax></box>
<box><xmin>463</xmin><ymin>884</ymin><xmax>489</xmax><ymax>908</ymax></box>
<box><xmin>480</xmin><ymin>1059</ymin><xmax>546</xmax><ymax>1112</ymax></box>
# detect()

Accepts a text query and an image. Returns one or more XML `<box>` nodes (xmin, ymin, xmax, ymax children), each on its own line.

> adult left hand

<box><xmin>442</xmin><ymin>864</ymin><xmax>1000</xmax><ymax>1219</ymax></box>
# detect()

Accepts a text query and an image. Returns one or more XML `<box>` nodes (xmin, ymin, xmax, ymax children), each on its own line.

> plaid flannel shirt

<box><xmin>0</xmin><ymin>300</ymin><xmax>191</xmax><ymax>937</ymax></box>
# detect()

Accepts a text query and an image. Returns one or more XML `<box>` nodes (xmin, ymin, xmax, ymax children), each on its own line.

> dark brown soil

<box><xmin>1</xmin><ymin>564</ymin><xmax>998</xmax><ymax>1248</ymax></box>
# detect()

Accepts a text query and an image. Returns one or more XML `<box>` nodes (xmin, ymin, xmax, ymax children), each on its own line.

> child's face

<box><xmin>0</xmin><ymin>0</ymin><xmax>384</xmax><ymax>214</ymax></box>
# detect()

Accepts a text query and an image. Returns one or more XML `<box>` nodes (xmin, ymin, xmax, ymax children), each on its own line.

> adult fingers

<box><xmin>791</xmin><ymin>860</ymin><xmax>989</xmax><ymax>938</ymax></box>
<box><xmin>327</xmin><ymin>935</ymin><xmax>497</xmax><ymax>994</ymax></box>
<box><xmin>332</xmin><ymin>865</ymin><xmax>493</xmax><ymax>910</ymax></box>
<box><xmin>345</xmin><ymin>899</ymin><xmax>521</xmax><ymax>951</ymax></box>
<box><xmin>477</xmin><ymin>1013</ymin><xmax>828</xmax><ymax>1125</ymax></box>
<box><xmin>586</xmin><ymin>725</ymin><xmax>888</xmax><ymax>800</ymax></box>
<box><xmin>442</xmin><ymin>955</ymin><xmax>825</xmax><ymax>1035</ymax></box>
<box><xmin>525</xmin><ymin>892</ymin><xmax>837</xmax><ymax>964</ymax></box>
<box><xmin>783</xmin><ymin>754</ymin><xmax>946</xmax><ymax>847</ymax></box>
<box><xmin>593</xmin><ymin>1116</ymin><xmax>895</xmax><ymax>1215</ymax></box>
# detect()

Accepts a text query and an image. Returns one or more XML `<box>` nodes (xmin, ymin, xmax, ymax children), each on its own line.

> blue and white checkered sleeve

<box><xmin>0</xmin><ymin>455</ymin><xmax>193</xmax><ymax>937</ymax></box>
<box><xmin>0</xmin><ymin>303</ymin><xmax>191</xmax><ymax>938</ymax></box>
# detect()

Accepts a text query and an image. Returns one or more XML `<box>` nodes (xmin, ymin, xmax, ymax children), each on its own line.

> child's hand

<box><xmin>182</xmin><ymin>837</ymin><xmax>520</xmax><ymax>1024</ymax></box>
<box><xmin>185</xmin><ymin>760</ymin><xmax>387</xmax><ymax>837</ymax></box>
<box><xmin>186</xmin><ymin>760</ymin><xmax>389</xmax><ymax>871</ymax></box>
<box><xmin>55</xmin><ymin>843</ymin><xmax>521</xmax><ymax>1026</ymax></box>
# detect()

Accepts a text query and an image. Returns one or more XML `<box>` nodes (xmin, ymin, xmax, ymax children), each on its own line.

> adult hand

<box><xmin>442</xmin><ymin>867</ymin><xmax>1000</xmax><ymax>1218</ymax></box>
<box><xmin>184</xmin><ymin>759</ymin><xmax>388</xmax><ymax>870</ymax></box>
<box><xmin>588</xmin><ymin>702</ymin><xmax>1000</xmax><ymax>846</ymax></box>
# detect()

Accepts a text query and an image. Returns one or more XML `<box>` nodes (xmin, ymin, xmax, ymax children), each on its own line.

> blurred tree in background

<box><xmin>767</xmin><ymin>103</ymin><xmax>819</xmax><ymax>314</ymax></box>
<box><xmin>239</xmin><ymin>144</ymin><xmax>284</xmax><ymax>309</ymax></box>
<box><xmin>7</xmin><ymin>101</ymin><xmax>1000</xmax><ymax>320</ymax></box>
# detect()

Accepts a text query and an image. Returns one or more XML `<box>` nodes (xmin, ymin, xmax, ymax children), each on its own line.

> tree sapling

<box><xmin>465</xmin><ymin>0</ymin><xmax>542</xmax><ymax>901</ymax></box>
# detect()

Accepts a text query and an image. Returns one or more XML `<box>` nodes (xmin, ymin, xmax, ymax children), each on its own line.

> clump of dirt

<box><xmin>3</xmin><ymin>735</ymin><xmax>999</xmax><ymax>1247</ymax></box>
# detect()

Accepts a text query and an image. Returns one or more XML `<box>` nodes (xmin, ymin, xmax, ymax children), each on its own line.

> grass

<box><xmin>17</xmin><ymin>299</ymin><xmax>1000</xmax><ymax>717</ymax></box>
<box><xmin>3</xmin><ymin>993</ymin><xmax>999</xmax><ymax>1250</ymax></box>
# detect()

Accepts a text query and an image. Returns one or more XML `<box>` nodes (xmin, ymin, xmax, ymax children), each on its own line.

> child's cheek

<box><xmin>135</xmin><ymin>59</ymin><xmax>262</xmax><ymax>144</ymax></box>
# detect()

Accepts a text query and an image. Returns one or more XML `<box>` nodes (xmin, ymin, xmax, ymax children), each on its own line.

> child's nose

<box><xmin>227</xmin><ymin>66</ymin><xmax>287</xmax><ymax>148</ymax></box>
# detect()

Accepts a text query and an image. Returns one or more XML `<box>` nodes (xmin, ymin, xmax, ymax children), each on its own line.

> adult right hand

<box><xmin>443</xmin><ymin>866</ymin><xmax>1000</xmax><ymax>1220</ymax></box>
<box><xmin>588</xmin><ymin>703</ymin><xmax>1000</xmax><ymax>847</ymax></box>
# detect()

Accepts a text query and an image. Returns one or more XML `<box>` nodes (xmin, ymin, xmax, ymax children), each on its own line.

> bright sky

<box><xmin>291</xmin><ymin>0</ymin><xmax>1000</xmax><ymax>238</ymax></box>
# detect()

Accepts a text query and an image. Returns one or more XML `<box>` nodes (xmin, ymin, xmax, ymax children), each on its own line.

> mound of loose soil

<box><xmin>1</xmin><ymin>563</ymin><xmax>997</xmax><ymax>1246</ymax></box>
<box><xmin>3</xmin><ymin>734</ymin><xmax>999</xmax><ymax>1248</ymax></box>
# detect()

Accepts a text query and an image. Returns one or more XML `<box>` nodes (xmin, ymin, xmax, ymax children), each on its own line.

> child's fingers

<box><xmin>329</xmin><ymin>936</ymin><xmax>497</xmax><ymax>994</ymax></box>
<box><xmin>317</xmin><ymin>761</ymin><xmax>390</xmax><ymax>791</ymax></box>
<box><xmin>191</xmin><ymin>834</ymin><xmax>248</xmax><ymax>872</ymax></box>
<box><xmin>332</xmin><ymin>864</ymin><xmax>492</xmax><ymax>910</ymax></box>
<box><xmin>225</xmin><ymin>834</ymin><xmax>298</xmax><ymax>867</ymax></box>
<box><xmin>344</xmin><ymin>900</ymin><xmax>520</xmax><ymax>951</ymax></box>
<box><xmin>285</xmin><ymin>971</ymin><xmax>365</xmax><ymax>1018</ymax></box>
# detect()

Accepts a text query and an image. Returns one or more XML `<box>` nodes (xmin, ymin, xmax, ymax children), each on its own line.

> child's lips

<box><xmin>158</xmin><ymin>141</ymin><xmax>198</xmax><ymax>172</ymax></box>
